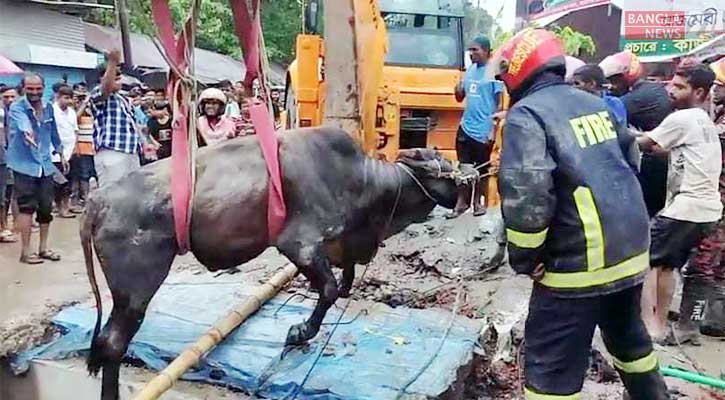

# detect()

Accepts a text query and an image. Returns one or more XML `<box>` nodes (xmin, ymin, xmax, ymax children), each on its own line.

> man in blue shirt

<box><xmin>450</xmin><ymin>35</ymin><xmax>503</xmax><ymax>218</ymax></box>
<box><xmin>7</xmin><ymin>73</ymin><xmax>67</xmax><ymax>264</ymax></box>
<box><xmin>571</xmin><ymin>64</ymin><xmax>628</xmax><ymax>126</ymax></box>
<box><xmin>128</xmin><ymin>88</ymin><xmax>150</xmax><ymax>128</ymax></box>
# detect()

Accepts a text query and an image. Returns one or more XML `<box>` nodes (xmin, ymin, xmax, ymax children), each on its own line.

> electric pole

<box><xmin>116</xmin><ymin>0</ymin><xmax>134</xmax><ymax>72</ymax></box>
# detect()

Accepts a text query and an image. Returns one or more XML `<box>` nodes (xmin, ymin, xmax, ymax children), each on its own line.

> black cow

<box><xmin>81</xmin><ymin>127</ymin><xmax>469</xmax><ymax>399</ymax></box>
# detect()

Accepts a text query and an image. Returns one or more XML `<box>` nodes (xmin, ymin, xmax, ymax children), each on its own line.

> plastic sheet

<box><xmin>12</xmin><ymin>282</ymin><xmax>481</xmax><ymax>400</ymax></box>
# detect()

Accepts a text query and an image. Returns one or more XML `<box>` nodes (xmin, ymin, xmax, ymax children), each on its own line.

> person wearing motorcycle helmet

<box><xmin>487</xmin><ymin>29</ymin><xmax>668</xmax><ymax>399</ymax></box>
<box><xmin>197</xmin><ymin>87</ymin><xmax>239</xmax><ymax>146</ymax></box>
<box><xmin>601</xmin><ymin>50</ymin><xmax>671</xmax><ymax>218</ymax></box>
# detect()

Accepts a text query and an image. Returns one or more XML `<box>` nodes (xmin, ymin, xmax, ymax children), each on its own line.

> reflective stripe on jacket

<box><xmin>501</xmin><ymin>79</ymin><xmax>649</xmax><ymax>298</ymax></box>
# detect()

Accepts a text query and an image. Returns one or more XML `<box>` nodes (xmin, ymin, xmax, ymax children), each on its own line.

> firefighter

<box><xmin>487</xmin><ymin>29</ymin><xmax>669</xmax><ymax>399</ymax></box>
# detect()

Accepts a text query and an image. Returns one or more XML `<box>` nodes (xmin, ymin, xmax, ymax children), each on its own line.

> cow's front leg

<box><xmin>286</xmin><ymin>252</ymin><xmax>339</xmax><ymax>345</ymax></box>
<box><xmin>338</xmin><ymin>262</ymin><xmax>355</xmax><ymax>298</ymax></box>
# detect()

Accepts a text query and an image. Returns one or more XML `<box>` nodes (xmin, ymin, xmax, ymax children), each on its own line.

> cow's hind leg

<box><xmin>90</xmin><ymin>243</ymin><xmax>175</xmax><ymax>400</ymax></box>
<box><xmin>279</xmin><ymin>244</ymin><xmax>338</xmax><ymax>346</ymax></box>
<box><xmin>96</xmin><ymin>303</ymin><xmax>143</xmax><ymax>400</ymax></box>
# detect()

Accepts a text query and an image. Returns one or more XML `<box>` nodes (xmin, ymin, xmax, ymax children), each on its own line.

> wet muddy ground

<box><xmin>1</xmin><ymin>208</ymin><xmax>724</xmax><ymax>399</ymax></box>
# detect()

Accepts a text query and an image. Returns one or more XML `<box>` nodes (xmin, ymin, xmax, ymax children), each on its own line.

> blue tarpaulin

<box><xmin>12</xmin><ymin>282</ymin><xmax>481</xmax><ymax>399</ymax></box>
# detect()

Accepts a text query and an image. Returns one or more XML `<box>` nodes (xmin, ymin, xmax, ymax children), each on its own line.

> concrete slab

<box><xmin>0</xmin><ymin>359</ymin><xmax>243</xmax><ymax>400</ymax></box>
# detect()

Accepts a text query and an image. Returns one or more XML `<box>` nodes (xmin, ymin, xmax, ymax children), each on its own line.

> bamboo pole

<box><xmin>133</xmin><ymin>263</ymin><xmax>299</xmax><ymax>400</ymax></box>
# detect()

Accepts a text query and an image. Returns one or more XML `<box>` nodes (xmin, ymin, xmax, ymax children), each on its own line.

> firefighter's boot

<box><xmin>701</xmin><ymin>281</ymin><xmax>725</xmax><ymax>337</ymax></box>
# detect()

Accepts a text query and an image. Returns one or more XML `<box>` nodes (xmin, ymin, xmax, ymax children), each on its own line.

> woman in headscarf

<box><xmin>197</xmin><ymin>87</ymin><xmax>241</xmax><ymax>146</ymax></box>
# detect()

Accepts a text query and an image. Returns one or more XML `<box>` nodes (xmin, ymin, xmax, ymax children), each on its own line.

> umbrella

<box><xmin>0</xmin><ymin>53</ymin><xmax>23</xmax><ymax>76</ymax></box>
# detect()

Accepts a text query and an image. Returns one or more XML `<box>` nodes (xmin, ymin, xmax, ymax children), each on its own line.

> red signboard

<box><xmin>624</xmin><ymin>11</ymin><xmax>687</xmax><ymax>40</ymax></box>
<box><xmin>527</xmin><ymin>0</ymin><xmax>611</xmax><ymax>20</ymax></box>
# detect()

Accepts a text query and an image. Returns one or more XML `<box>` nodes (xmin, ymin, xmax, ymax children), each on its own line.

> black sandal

<box><xmin>38</xmin><ymin>250</ymin><xmax>61</xmax><ymax>261</ymax></box>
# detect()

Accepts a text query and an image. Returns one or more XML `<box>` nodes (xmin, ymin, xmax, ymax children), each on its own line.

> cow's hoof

<box><xmin>338</xmin><ymin>286</ymin><xmax>352</xmax><ymax>299</ymax></box>
<box><xmin>285</xmin><ymin>323</ymin><xmax>314</xmax><ymax>346</ymax></box>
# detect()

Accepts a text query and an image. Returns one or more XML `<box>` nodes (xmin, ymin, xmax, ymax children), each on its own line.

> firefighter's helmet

<box><xmin>599</xmin><ymin>50</ymin><xmax>642</xmax><ymax>84</ymax></box>
<box><xmin>486</xmin><ymin>29</ymin><xmax>566</xmax><ymax>93</ymax></box>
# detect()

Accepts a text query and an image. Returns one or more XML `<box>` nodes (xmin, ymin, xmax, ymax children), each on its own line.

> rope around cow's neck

<box><xmin>395</xmin><ymin>162</ymin><xmax>439</xmax><ymax>205</ymax></box>
<box><xmin>379</xmin><ymin>166</ymin><xmax>404</xmax><ymax>244</ymax></box>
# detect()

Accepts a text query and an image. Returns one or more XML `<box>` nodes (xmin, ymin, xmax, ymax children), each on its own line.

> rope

<box><xmin>287</xmin><ymin>265</ymin><xmax>371</xmax><ymax>400</ymax></box>
<box><xmin>273</xmin><ymin>292</ymin><xmax>319</xmax><ymax>317</ymax></box>
<box><xmin>380</xmin><ymin>165</ymin><xmax>404</xmax><ymax>240</ymax></box>
<box><xmin>396</xmin><ymin>162</ymin><xmax>439</xmax><ymax>205</ymax></box>
<box><xmin>474</xmin><ymin>159</ymin><xmax>493</xmax><ymax>171</ymax></box>
<box><xmin>287</xmin><ymin>165</ymin><xmax>404</xmax><ymax>399</ymax></box>
<box><xmin>321</xmin><ymin>309</ymin><xmax>368</xmax><ymax>326</ymax></box>
<box><xmin>394</xmin><ymin>278</ymin><xmax>464</xmax><ymax>400</ymax></box>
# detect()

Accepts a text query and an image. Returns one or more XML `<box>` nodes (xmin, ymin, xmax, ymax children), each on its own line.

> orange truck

<box><xmin>284</xmin><ymin>0</ymin><xmax>505</xmax><ymax>205</ymax></box>
<box><xmin>284</xmin><ymin>0</ymin><xmax>468</xmax><ymax>159</ymax></box>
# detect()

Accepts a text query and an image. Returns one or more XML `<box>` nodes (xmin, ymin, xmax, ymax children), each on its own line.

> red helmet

<box><xmin>486</xmin><ymin>29</ymin><xmax>566</xmax><ymax>93</ymax></box>
<box><xmin>599</xmin><ymin>50</ymin><xmax>642</xmax><ymax>85</ymax></box>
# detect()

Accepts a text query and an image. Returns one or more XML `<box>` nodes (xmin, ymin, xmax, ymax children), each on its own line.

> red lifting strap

<box><xmin>151</xmin><ymin>0</ymin><xmax>286</xmax><ymax>254</ymax></box>
<box><xmin>229</xmin><ymin>0</ymin><xmax>261</xmax><ymax>87</ymax></box>
<box><xmin>231</xmin><ymin>0</ymin><xmax>286</xmax><ymax>240</ymax></box>
<box><xmin>151</xmin><ymin>0</ymin><xmax>194</xmax><ymax>254</ymax></box>
<box><xmin>249</xmin><ymin>103</ymin><xmax>286</xmax><ymax>240</ymax></box>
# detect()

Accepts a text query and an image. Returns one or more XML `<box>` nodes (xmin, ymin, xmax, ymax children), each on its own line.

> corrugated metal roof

<box><xmin>0</xmin><ymin>0</ymin><xmax>86</xmax><ymax>52</ymax></box>
<box><xmin>84</xmin><ymin>23</ymin><xmax>285</xmax><ymax>85</ymax></box>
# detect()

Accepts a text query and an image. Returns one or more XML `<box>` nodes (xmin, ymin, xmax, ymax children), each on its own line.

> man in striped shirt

<box><xmin>89</xmin><ymin>50</ymin><xmax>142</xmax><ymax>188</ymax></box>
<box><xmin>70</xmin><ymin>88</ymin><xmax>96</xmax><ymax>211</ymax></box>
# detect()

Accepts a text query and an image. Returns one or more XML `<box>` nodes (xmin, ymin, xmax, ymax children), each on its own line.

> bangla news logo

<box><xmin>623</xmin><ymin>10</ymin><xmax>721</xmax><ymax>40</ymax></box>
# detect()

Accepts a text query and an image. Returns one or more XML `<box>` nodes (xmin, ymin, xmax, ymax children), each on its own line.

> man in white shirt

<box><xmin>52</xmin><ymin>85</ymin><xmax>78</xmax><ymax>218</ymax></box>
<box><xmin>636</xmin><ymin>64</ymin><xmax>722</xmax><ymax>341</ymax></box>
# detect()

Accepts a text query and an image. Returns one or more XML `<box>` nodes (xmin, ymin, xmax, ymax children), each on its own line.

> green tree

<box><xmin>550</xmin><ymin>24</ymin><xmax>596</xmax><ymax>57</ymax></box>
<box><xmin>86</xmin><ymin>0</ymin><xmax>302</xmax><ymax>64</ymax></box>
<box><xmin>463</xmin><ymin>0</ymin><xmax>494</xmax><ymax>44</ymax></box>
<box><xmin>261</xmin><ymin>0</ymin><xmax>302</xmax><ymax>64</ymax></box>
<box><xmin>489</xmin><ymin>4</ymin><xmax>513</xmax><ymax>49</ymax></box>
<box><xmin>490</xmin><ymin>20</ymin><xmax>597</xmax><ymax>57</ymax></box>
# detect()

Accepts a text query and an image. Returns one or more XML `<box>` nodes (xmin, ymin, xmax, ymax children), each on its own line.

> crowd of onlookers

<box><xmin>3</xmin><ymin>44</ymin><xmax>721</xmax><ymax>345</ymax></box>
<box><xmin>581</xmin><ymin>53</ymin><xmax>725</xmax><ymax>344</ymax></box>
<box><xmin>0</xmin><ymin>49</ymin><xmax>283</xmax><ymax>264</ymax></box>
<box><xmin>454</xmin><ymin>34</ymin><xmax>725</xmax><ymax>345</ymax></box>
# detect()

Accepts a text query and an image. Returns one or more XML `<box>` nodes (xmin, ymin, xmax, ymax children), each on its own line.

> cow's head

<box><xmin>396</xmin><ymin>149</ymin><xmax>476</xmax><ymax>209</ymax></box>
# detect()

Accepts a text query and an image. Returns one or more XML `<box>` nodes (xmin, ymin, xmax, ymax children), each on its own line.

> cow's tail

<box><xmin>80</xmin><ymin>203</ymin><xmax>103</xmax><ymax>377</ymax></box>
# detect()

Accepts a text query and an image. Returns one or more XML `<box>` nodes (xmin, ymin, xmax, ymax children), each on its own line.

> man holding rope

<box><xmin>449</xmin><ymin>35</ymin><xmax>503</xmax><ymax>218</ymax></box>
